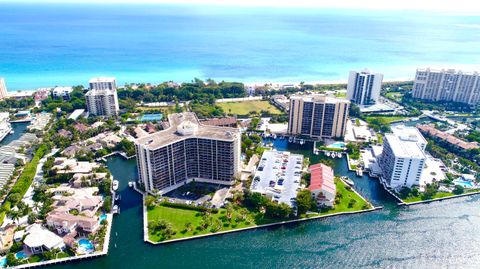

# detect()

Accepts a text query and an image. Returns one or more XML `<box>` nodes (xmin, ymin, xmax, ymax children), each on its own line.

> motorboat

<box><xmin>112</xmin><ymin>180</ymin><xmax>119</xmax><ymax>191</ymax></box>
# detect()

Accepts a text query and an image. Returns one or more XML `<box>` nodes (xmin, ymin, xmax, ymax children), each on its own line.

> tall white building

<box><xmin>412</xmin><ymin>68</ymin><xmax>480</xmax><ymax>105</ymax></box>
<box><xmin>88</xmin><ymin>77</ymin><xmax>117</xmax><ymax>91</ymax></box>
<box><xmin>85</xmin><ymin>77</ymin><xmax>119</xmax><ymax>116</ymax></box>
<box><xmin>135</xmin><ymin>112</ymin><xmax>241</xmax><ymax>194</ymax></box>
<box><xmin>0</xmin><ymin>78</ymin><xmax>8</xmax><ymax>100</ymax></box>
<box><xmin>347</xmin><ymin>70</ymin><xmax>383</xmax><ymax>105</ymax></box>
<box><xmin>378</xmin><ymin>126</ymin><xmax>428</xmax><ymax>190</ymax></box>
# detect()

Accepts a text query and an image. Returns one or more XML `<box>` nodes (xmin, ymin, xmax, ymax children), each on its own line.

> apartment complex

<box><xmin>135</xmin><ymin>112</ymin><xmax>241</xmax><ymax>194</ymax></box>
<box><xmin>85</xmin><ymin>77</ymin><xmax>119</xmax><ymax>116</ymax></box>
<box><xmin>347</xmin><ymin>70</ymin><xmax>383</xmax><ymax>105</ymax></box>
<box><xmin>88</xmin><ymin>77</ymin><xmax>117</xmax><ymax>91</ymax></box>
<box><xmin>288</xmin><ymin>95</ymin><xmax>349</xmax><ymax>139</ymax></box>
<box><xmin>378</xmin><ymin>126</ymin><xmax>427</xmax><ymax>189</ymax></box>
<box><xmin>0</xmin><ymin>78</ymin><xmax>7</xmax><ymax>100</ymax></box>
<box><xmin>412</xmin><ymin>68</ymin><xmax>480</xmax><ymax>105</ymax></box>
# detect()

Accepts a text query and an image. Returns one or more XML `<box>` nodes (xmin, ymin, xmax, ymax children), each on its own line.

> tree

<box><xmin>8</xmin><ymin>209</ymin><xmax>21</xmax><ymax>224</ymax></box>
<box><xmin>453</xmin><ymin>185</ymin><xmax>465</xmax><ymax>195</ymax></box>
<box><xmin>296</xmin><ymin>189</ymin><xmax>313</xmax><ymax>215</ymax></box>
<box><xmin>145</xmin><ymin>195</ymin><xmax>156</xmax><ymax>210</ymax></box>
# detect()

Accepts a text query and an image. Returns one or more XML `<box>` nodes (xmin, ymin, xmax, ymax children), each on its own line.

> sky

<box><xmin>1</xmin><ymin>0</ymin><xmax>479</xmax><ymax>14</ymax></box>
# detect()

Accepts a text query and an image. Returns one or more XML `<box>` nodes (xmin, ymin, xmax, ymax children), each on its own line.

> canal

<box><xmin>47</xmin><ymin>138</ymin><xmax>480</xmax><ymax>269</ymax></box>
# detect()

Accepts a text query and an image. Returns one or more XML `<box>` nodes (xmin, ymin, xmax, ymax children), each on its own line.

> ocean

<box><xmin>0</xmin><ymin>4</ymin><xmax>479</xmax><ymax>90</ymax></box>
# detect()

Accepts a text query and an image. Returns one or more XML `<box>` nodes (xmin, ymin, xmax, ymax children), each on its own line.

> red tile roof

<box><xmin>417</xmin><ymin>124</ymin><xmax>479</xmax><ymax>150</ymax></box>
<box><xmin>308</xmin><ymin>163</ymin><xmax>336</xmax><ymax>193</ymax></box>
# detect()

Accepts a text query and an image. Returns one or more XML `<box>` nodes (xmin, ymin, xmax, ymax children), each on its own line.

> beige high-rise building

<box><xmin>0</xmin><ymin>78</ymin><xmax>8</xmax><ymax>100</ymax></box>
<box><xmin>135</xmin><ymin>112</ymin><xmax>241</xmax><ymax>195</ymax></box>
<box><xmin>413</xmin><ymin>68</ymin><xmax>480</xmax><ymax>105</ymax></box>
<box><xmin>288</xmin><ymin>95</ymin><xmax>350</xmax><ymax>139</ymax></box>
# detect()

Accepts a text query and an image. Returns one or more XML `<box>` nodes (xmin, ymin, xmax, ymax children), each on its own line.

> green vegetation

<box><xmin>319</xmin><ymin>178</ymin><xmax>372</xmax><ymax>214</ymax></box>
<box><xmin>0</xmin><ymin>144</ymin><xmax>49</xmax><ymax>224</ymax></box>
<box><xmin>147</xmin><ymin>202</ymin><xmax>272</xmax><ymax>242</ymax></box>
<box><xmin>41</xmin><ymin>86</ymin><xmax>86</xmax><ymax>113</ymax></box>
<box><xmin>0</xmin><ymin>97</ymin><xmax>35</xmax><ymax>110</ymax></box>
<box><xmin>346</xmin><ymin>143</ymin><xmax>361</xmax><ymax>160</ymax></box>
<box><xmin>217</xmin><ymin>100</ymin><xmax>283</xmax><ymax>116</ymax></box>
<box><xmin>400</xmin><ymin>184</ymin><xmax>480</xmax><ymax>203</ymax></box>
<box><xmin>147</xmin><ymin>177</ymin><xmax>373</xmax><ymax>242</ymax></box>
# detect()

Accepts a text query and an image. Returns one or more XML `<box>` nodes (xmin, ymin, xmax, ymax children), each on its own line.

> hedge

<box><xmin>9</xmin><ymin>144</ymin><xmax>49</xmax><ymax>197</ymax></box>
<box><xmin>159</xmin><ymin>201</ymin><xmax>218</xmax><ymax>213</ymax></box>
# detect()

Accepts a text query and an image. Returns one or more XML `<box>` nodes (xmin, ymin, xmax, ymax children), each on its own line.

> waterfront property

<box><xmin>23</xmin><ymin>224</ymin><xmax>65</xmax><ymax>255</ymax></box>
<box><xmin>308</xmin><ymin>163</ymin><xmax>336</xmax><ymax>208</ymax></box>
<box><xmin>347</xmin><ymin>69</ymin><xmax>383</xmax><ymax>105</ymax></box>
<box><xmin>288</xmin><ymin>94</ymin><xmax>349</xmax><ymax>139</ymax></box>
<box><xmin>378</xmin><ymin>133</ymin><xmax>426</xmax><ymax>190</ymax></box>
<box><xmin>250</xmin><ymin>150</ymin><xmax>303</xmax><ymax>207</ymax></box>
<box><xmin>413</xmin><ymin>68</ymin><xmax>480</xmax><ymax>105</ymax></box>
<box><xmin>417</xmin><ymin>124</ymin><xmax>479</xmax><ymax>150</ymax></box>
<box><xmin>135</xmin><ymin>112</ymin><xmax>241</xmax><ymax>195</ymax></box>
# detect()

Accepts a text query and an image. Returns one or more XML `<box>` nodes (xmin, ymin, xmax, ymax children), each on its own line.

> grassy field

<box><xmin>402</xmin><ymin>189</ymin><xmax>480</xmax><ymax>203</ymax></box>
<box><xmin>319</xmin><ymin>178</ymin><xmax>372</xmax><ymax>215</ymax></box>
<box><xmin>217</xmin><ymin>100</ymin><xmax>283</xmax><ymax>115</ymax></box>
<box><xmin>384</xmin><ymin>91</ymin><xmax>404</xmax><ymax>102</ymax></box>
<box><xmin>365</xmin><ymin>116</ymin><xmax>408</xmax><ymax>124</ymax></box>
<box><xmin>147</xmin><ymin>205</ymin><xmax>277</xmax><ymax>242</ymax></box>
<box><xmin>147</xmin><ymin>178</ymin><xmax>373</xmax><ymax>242</ymax></box>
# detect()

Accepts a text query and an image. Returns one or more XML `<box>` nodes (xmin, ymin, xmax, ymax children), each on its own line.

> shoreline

<box><xmin>146</xmin><ymin>206</ymin><xmax>383</xmax><ymax>245</ymax></box>
<box><xmin>5</xmin><ymin>78</ymin><xmax>414</xmax><ymax>93</ymax></box>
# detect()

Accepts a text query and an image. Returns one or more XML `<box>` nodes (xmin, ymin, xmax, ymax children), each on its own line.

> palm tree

<box><xmin>8</xmin><ymin>209</ymin><xmax>21</xmax><ymax>224</ymax></box>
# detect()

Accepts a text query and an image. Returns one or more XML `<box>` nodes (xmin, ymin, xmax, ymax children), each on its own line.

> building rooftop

<box><xmin>23</xmin><ymin>224</ymin><xmax>65</xmax><ymax>250</ymax></box>
<box><xmin>68</xmin><ymin>109</ymin><xmax>85</xmax><ymax>120</ymax></box>
<box><xmin>391</xmin><ymin>125</ymin><xmax>427</xmax><ymax>146</ymax></box>
<box><xmin>384</xmin><ymin>134</ymin><xmax>425</xmax><ymax>159</ymax></box>
<box><xmin>136</xmin><ymin>112</ymin><xmax>240</xmax><ymax>150</ymax></box>
<box><xmin>308</xmin><ymin>163</ymin><xmax>335</xmax><ymax>194</ymax></box>
<box><xmin>290</xmin><ymin>94</ymin><xmax>349</xmax><ymax>104</ymax></box>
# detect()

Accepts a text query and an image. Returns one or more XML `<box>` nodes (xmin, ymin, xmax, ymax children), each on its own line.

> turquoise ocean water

<box><xmin>1</xmin><ymin>4</ymin><xmax>480</xmax><ymax>90</ymax></box>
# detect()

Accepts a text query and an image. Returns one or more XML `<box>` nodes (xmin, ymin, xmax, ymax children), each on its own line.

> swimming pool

<box><xmin>15</xmin><ymin>251</ymin><xmax>27</xmax><ymax>259</ymax></box>
<box><xmin>328</xmin><ymin>142</ymin><xmax>346</xmax><ymax>149</ymax></box>
<box><xmin>453</xmin><ymin>179</ymin><xmax>476</xmax><ymax>188</ymax></box>
<box><xmin>0</xmin><ymin>257</ymin><xmax>6</xmax><ymax>267</ymax></box>
<box><xmin>140</xmin><ymin>113</ymin><xmax>163</xmax><ymax>122</ymax></box>
<box><xmin>99</xmin><ymin>214</ymin><xmax>107</xmax><ymax>223</ymax></box>
<box><xmin>77</xmin><ymin>238</ymin><xmax>95</xmax><ymax>253</ymax></box>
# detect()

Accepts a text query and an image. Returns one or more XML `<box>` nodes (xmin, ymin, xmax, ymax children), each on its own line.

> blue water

<box><xmin>453</xmin><ymin>179</ymin><xmax>476</xmax><ymax>188</ymax></box>
<box><xmin>327</xmin><ymin>142</ymin><xmax>346</xmax><ymax>149</ymax></box>
<box><xmin>140</xmin><ymin>114</ymin><xmax>163</xmax><ymax>122</ymax></box>
<box><xmin>0</xmin><ymin>257</ymin><xmax>6</xmax><ymax>267</ymax></box>
<box><xmin>99</xmin><ymin>214</ymin><xmax>107</xmax><ymax>223</ymax></box>
<box><xmin>15</xmin><ymin>251</ymin><xmax>27</xmax><ymax>259</ymax></box>
<box><xmin>78</xmin><ymin>239</ymin><xmax>94</xmax><ymax>253</ymax></box>
<box><xmin>1</xmin><ymin>4</ymin><xmax>480</xmax><ymax>90</ymax></box>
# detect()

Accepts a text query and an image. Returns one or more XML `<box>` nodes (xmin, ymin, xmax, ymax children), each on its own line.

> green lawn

<box><xmin>402</xmin><ymin>189</ymin><xmax>480</xmax><ymax>203</ymax></box>
<box><xmin>147</xmin><ymin>179</ymin><xmax>373</xmax><ymax>243</ymax></box>
<box><xmin>147</xmin><ymin>205</ymin><xmax>276</xmax><ymax>242</ymax></box>
<box><xmin>318</xmin><ymin>178</ymin><xmax>372</xmax><ymax>215</ymax></box>
<box><xmin>217</xmin><ymin>100</ymin><xmax>283</xmax><ymax>115</ymax></box>
<box><xmin>365</xmin><ymin>116</ymin><xmax>408</xmax><ymax>124</ymax></box>
<box><xmin>384</xmin><ymin>91</ymin><xmax>404</xmax><ymax>102</ymax></box>
<box><xmin>334</xmin><ymin>91</ymin><xmax>347</xmax><ymax>98</ymax></box>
